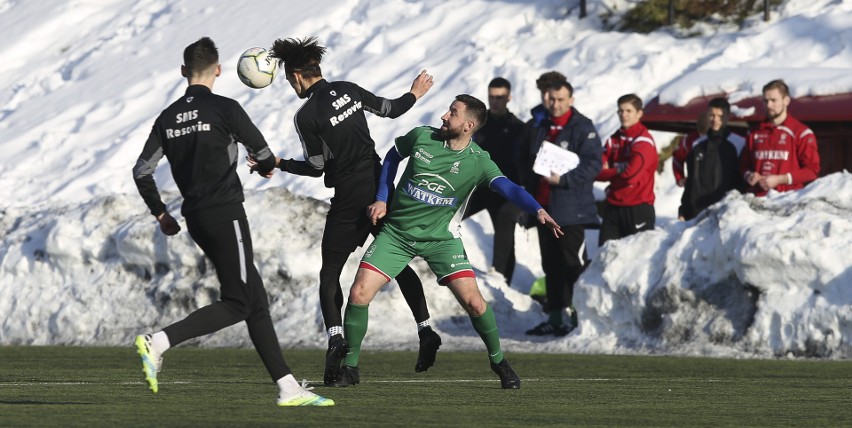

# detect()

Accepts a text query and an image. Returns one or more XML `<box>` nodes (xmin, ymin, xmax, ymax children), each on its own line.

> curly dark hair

<box><xmin>270</xmin><ymin>36</ymin><xmax>326</xmax><ymax>78</ymax></box>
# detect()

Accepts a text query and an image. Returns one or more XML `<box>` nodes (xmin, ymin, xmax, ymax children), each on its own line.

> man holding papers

<box><xmin>519</xmin><ymin>78</ymin><xmax>602</xmax><ymax>337</ymax></box>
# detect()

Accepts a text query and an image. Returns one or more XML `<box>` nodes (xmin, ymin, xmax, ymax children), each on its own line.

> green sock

<box><xmin>343</xmin><ymin>303</ymin><xmax>369</xmax><ymax>367</ymax></box>
<box><xmin>548</xmin><ymin>309</ymin><xmax>564</xmax><ymax>326</ymax></box>
<box><xmin>470</xmin><ymin>304</ymin><xmax>503</xmax><ymax>364</ymax></box>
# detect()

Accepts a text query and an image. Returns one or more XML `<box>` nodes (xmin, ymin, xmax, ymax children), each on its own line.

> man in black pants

<box><xmin>519</xmin><ymin>79</ymin><xmax>602</xmax><ymax>337</ymax></box>
<box><xmin>463</xmin><ymin>77</ymin><xmax>525</xmax><ymax>284</ymax></box>
<box><xmin>259</xmin><ymin>36</ymin><xmax>439</xmax><ymax>385</ymax></box>
<box><xmin>131</xmin><ymin>37</ymin><xmax>333</xmax><ymax>406</ymax></box>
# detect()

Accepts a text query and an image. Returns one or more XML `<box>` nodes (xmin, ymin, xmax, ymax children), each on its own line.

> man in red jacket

<box><xmin>596</xmin><ymin>94</ymin><xmax>658</xmax><ymax>246</ymax></box>
<box><xmin>741</xmin><ymin>79</ymin><xmax>820</xmax><ymax>196</ymax></box>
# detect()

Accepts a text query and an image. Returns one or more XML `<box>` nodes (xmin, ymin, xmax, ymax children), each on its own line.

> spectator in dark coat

<box><xmin>679</xmin><ymin>97</ymin><xmax>746</xmax><ymax>221</ymax></box>
<box><xmin>519</xmin><ymin>78</ymin><xmax>602</xmax><ymax>337</ymax></box>
<box><xmin>463</xmin><ymin>77</ymin><xmax>525</xmax><ymax>284</ymax></box>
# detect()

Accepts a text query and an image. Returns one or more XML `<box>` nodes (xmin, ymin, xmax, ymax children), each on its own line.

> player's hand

<box><xmin>247</xmin><ymin>155</ymin><xmax>278</xmax><ymax>179</ymax></box>
<box><xmin>409</xmin><ymin>70</ymin><xmax>434</xmax><ymax>100</ymax></box>
<box><xmin>676</xmin><ymin>178</ymin><xmax>686</xmax><ymax>187</ymax></box>
<box><xmin>157</xmin><ymin>212</ymin><xmax>181</xmax><ymax>236</ymax></box>
<box><xmin>367</xmin><ymin>201</ymin><xmax>388</xmax><ymax>225</ymax></box>
<box><xmin>536</xmin><ymin>208</ymin><xmax>563</xmax><ymax>238</ymax></box>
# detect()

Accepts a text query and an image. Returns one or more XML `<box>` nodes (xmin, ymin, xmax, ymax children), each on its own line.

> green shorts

<box><xmin>359</xmin><ymin>227</ymin><xmax>475</xmax><ymax>285</ymax></box>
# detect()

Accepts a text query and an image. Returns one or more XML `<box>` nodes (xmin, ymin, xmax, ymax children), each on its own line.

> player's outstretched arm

<box><xmin>409</xmin><ymin>70</ymin><xmax>434</xmax><ymax>100</ymax></box>
<box><xmin>490</xmin><ymin>176</ymin><xmax>563</xmax><ymax>237</ymax></box>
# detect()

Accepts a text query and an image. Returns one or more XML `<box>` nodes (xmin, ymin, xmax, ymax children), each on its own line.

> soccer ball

<box><xmin>236</xmin><ymin>47</ymin><xmax>278</xmax><ymax>89</ymax></box>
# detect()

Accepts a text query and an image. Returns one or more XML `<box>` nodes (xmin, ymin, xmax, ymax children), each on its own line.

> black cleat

<box><xmin>330</xmin><ymin>365</ymin><xmax>360</xmax><ymax>387</ymax></box>
<box><xmin>525</xmin><ymin>322</ymin><xmax>572</xmax><ymax>337</ymax></box>
<box><xmin>323</xmin><ymin>335</ymin><xmax>350</xmax><ymax>386</ymax></box>
<box><xmin>490</xmin><ymin>359</ymin><xmax>521</xmax><ymax>389</ymax></box>
<box><xmin>415</xmin><ymin>327</ymin><xmax>442</xmax><ymax>372</ymax></box>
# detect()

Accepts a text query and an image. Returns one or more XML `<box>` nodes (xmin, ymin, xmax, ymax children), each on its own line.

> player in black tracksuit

<box><xmin>264</xmin><ymin>37</ymin><xmax>436</xmax><ymax>386</ymax></box>
<box><xmin>132</xmin><ymin>37</ymin><xmax>332</xmax><ymax>406</ymax></box>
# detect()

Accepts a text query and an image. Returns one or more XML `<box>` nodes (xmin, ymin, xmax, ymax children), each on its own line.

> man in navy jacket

<box><xmin>519</xmin><ymin>79</ymin><xmax>602</xmax><ymax>336</ymax></box>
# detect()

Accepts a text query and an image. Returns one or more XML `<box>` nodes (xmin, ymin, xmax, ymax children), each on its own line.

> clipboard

<box><xmin>533</xmin><ymin>141</ymin><xmax>579</xmax><ymax>177</ymax></box>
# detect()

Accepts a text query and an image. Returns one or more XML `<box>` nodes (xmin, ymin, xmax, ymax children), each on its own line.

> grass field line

<box><xmin>0</xmin><ymin>378</ymin><xmax>729</xmax><ymax>387</ymax></box>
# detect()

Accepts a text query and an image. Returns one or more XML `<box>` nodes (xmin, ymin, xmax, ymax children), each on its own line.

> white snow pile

<box><xmin>574</xmin><ymin>171</ymin><xmax>852</xmax><ymax>358</ymax></box>
<box><xmin>1</xmin><ymin>172</ymin><xmax>850</xmax><ymax>359</ymax></box>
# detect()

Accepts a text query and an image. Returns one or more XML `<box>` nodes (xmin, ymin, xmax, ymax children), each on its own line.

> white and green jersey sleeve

<box><xmin>385</xmin><ymin>126</ymin><xmax>504</xmax><ymax>241</ymax></box>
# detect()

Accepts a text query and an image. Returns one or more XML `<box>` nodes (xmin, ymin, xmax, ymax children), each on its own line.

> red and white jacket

<box><xmin>740</xmin><ymin>115</ymin><xmax>820</xmax><ymax>196</ymax></box>
<box><xmin>597</xmin><ymin>122</ymin><xmax>658</xmax><ymax>206</ymax></box>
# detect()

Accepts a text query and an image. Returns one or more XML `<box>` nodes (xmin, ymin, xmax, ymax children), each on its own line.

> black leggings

<box><xmin>163</xmin><ymin>217</ymin><xmax>290</xmax><ymax>382</ymax></box>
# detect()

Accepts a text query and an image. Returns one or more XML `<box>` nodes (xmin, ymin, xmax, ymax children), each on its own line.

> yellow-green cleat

<box><xmin>277</xmin><ymin>381</ymin><xmax>335</xmax><ymax>407</ymax></box>
<box><xmin>134</xmin><ymin>335</ymin><xmax>160</xmax><ymax>394</ymax></box>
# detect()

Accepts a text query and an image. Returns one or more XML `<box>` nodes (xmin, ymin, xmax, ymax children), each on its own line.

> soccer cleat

<box><xmin>277</xmin><ymin>380</ymin><xmax>335</xmax><ymax>407</ymax></box>
<box><xmin>525</xmin><ymin>322</ymin><xmax>572</xmax><ymax>337</ymax></box>
<box><xmin>415</xmin><ymin>327</ymin><xmax>442</xmax><ymax>372</ymax></box>
<box><xmin>330</xmin><ymin>365</ymin><xmax>360</xmax><ymax>387</ymax></box>
<box><xmin>490</xmin><ymin>359</ymin><xmax>521</xmax><ymax>389</ymax></box>
<box><xmin>134</xmin><ymin>334</ymin><xmax>161</xmax><ymax>393</ymax></box>
<box><xmin>323</xmin><ymin>335</ymin><xmax>350</xmax><ymax>386</ymax></box>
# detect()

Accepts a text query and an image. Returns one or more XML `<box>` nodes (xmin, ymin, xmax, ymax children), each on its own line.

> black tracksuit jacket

<box><xmin>279</xmin><ymin>79</ymin><xmax>416</xmax><ymax>188</ymax></box>
<box><xmin>132</xmin><ymin>85</ymin><xmax>276</xmax><ymax>224</ymax></box>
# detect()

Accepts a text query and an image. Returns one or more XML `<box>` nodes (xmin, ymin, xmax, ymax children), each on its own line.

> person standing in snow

<box><xmin>131</xmin><ymin>37</ymin><xmax>333</xmax><ymax>406</ymax></box>
<box><xmin>518</xmin><ymin>79</ymin><xmax>602</xmax><ymax>337</ymax></box>
<box><xmin>678</xmin><ymin>97</ymin><xmax>746</xmax><ymax>221</ymax></box>
<box><xmin>596</xmin><ymin>93</ymin><xmax>658</xmax><ymax>246</ymax></box>
<box><xmin>462</xmin><ymin>77</ymin><xmax>525</xmax><ymax>284</ymax></box>
<box><xmin>252</xmin><ymin>36</ymin><xmax>439</xmax><ymax>386</ymax></box>
<box><xmin>740</xmin><ymin>79</ymin><xmax>820</xmax><ymax>196</ymax></box>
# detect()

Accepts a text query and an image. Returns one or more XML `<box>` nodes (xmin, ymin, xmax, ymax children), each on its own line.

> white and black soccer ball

<box><xmin>236</xmin><ymin>47</ymin><xmax>278</xmax><ymax>89</ymax></box>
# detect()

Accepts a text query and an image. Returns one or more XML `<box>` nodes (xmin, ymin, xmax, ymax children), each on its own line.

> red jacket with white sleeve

<box><xmin>740</xmin><ymin>115</ymin><xmax>820</xmax><ymax>196</ymax></box>
<box><xmin>597</xmin><ymin>122</ymin><xmax>658</xmax><ymax>206</ymax></box>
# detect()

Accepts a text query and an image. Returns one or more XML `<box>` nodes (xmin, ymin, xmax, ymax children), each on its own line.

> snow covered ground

<box><xmin>1</xmin><ymin>0</ymin><xmax>850</xmax><ymax>358</ymax></box>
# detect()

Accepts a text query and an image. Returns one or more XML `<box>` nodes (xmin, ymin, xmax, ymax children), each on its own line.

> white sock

<box><xmin>276</xmin><ymin>374</ymin><xmax>303</xmax><ymax>397</ymax></box>
<box><xmin>150</xmin><ymin>331</ymin><xmax>171</xmax><ymax>354</ymax></box>
<box><xmin>328</xmin><ymin>326</ymin><xmax>344</xmax><ymax>337</ymax></box>
<box><xmin>417</xmin><ymin>319</ymin><xmax>431</xmax><ymax>331</ymax></box>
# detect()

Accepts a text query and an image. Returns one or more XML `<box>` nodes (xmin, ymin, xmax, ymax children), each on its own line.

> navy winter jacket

<box><xmin>519</xmin><ymin>107</ymin><xmax>602</xmax><ymax>227</ymax></box>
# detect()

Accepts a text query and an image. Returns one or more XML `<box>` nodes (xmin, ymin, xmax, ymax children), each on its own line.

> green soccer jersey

<box><xmin>385</xmin><ymin>126</ymin><xmax>504</xmax><ymax>241</ymax></box>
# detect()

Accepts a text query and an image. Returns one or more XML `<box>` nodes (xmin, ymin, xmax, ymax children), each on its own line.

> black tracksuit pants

<box><xmin>599</xmin><ymin>203</ymin><xmax>655</xmax><ymax>246</ymax></box>
<box><xmin>536</xmin><ymin>223</ymin><xmax>588</xmax><ymax>310</ymax></box>
<box><xmin>162</xmin><ymin>217</ymin><xmax>290</xmax><ymax>382</ymax></box>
